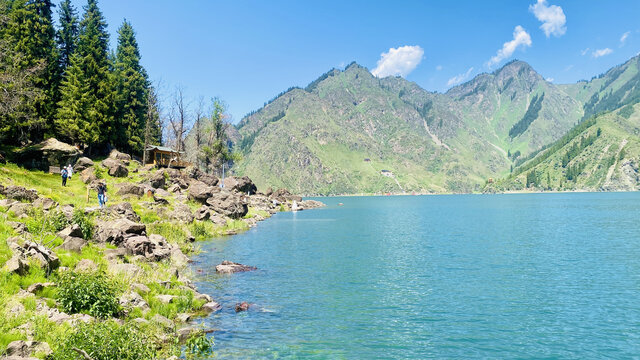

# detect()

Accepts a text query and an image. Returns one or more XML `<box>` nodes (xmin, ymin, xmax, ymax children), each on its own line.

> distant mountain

<box><xmin>232</xmin><ymin>56</ymin><xmax>640</xmax><ymax>195</ymax></box>
<box><xmin>488</xmin><ymin>56</ymin><xmax>640</xmax><ymax>192</ymax></box>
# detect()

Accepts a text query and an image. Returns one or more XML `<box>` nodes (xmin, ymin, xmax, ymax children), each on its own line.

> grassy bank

<box><xmin>0</xmin><ymin>160</ymin><xmax>279</xmax><ymax>359</ymax></box>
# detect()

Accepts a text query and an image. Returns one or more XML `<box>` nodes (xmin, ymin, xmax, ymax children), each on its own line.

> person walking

<box><xmin>97</xmin><ymin>181</ymin><xmax>107</xmax><ymax>208</ymax></box>
<box><xmin>67</xmin><ymin>164</ymin><xmax>73</xmax><ymax>179</ymax></box>
<box><xmin>61</xmin><ymin>166</ymin><xmax>68</xmax><ymax>186</ymax></box>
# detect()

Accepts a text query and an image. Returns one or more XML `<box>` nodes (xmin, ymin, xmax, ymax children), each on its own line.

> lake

<box><xmin>192</xmin><ymin>193</ymin><xmax>640</xmax><ymax>359</ymax></box>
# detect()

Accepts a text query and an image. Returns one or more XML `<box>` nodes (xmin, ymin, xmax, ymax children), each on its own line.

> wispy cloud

<box><xmin>564</xmin><ymin>64</ymin><xmax>574</xmax><ymax>71</ymax></box>
<box><xmin>487</xmin><ymin>26</ymin><xmax>532</xmax><ymax>67</ymax></box>
<box><xmin>580</xmin><ymin>48</ymin><xmax>590</xmax><ymax>56</ymax></box>
<box><xmin>546</xmin><ymin>77</ymin><xmax>554</xmax><ymax>82</ymax></box>
<box><xmin>436</xmin><ymin>65</ymin><xmax>443</xmax><ymax>71</ymax></box>
<box><xmin>592</xmin><ymin>48</ymin><xmax>613</xmax><ymax>58</ymax></box>
<box><xmin>447</xmin><ymin>67</ymin><xmax>474</xmax><ymax>86</ymax></box>
<box><xmin>529</xmin><ymin>0</ymin><xmax>566</xmax><ymax>37</ymax></box>
<box><xmin>371</xmin><ymin>45</ymin><xmax>424</xmax><ymax>78</ymax></box>
<box><xmin>620</xmin><ymin>31</ymin><xmax>631</xmax><ymax>45</ymax></box>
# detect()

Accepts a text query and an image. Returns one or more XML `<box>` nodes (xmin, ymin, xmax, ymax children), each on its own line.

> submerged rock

<box><xmin>234</xmin><ymin>301</ymin><xmax>250</xmax><ymax>312</ymax></box>
<box><xmin>215</xmin><ymin>260</ymin><xmax>257</xmax><ymax>274</ymax></box>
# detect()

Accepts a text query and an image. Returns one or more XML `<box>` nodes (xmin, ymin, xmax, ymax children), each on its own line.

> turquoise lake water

<box><xmin>192</xmin><ymin>193</ymin><xmax>640</xmax><ymax>359</ymax></box>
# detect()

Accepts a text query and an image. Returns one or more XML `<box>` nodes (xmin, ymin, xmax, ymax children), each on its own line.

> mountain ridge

<box><xmin>231</xmin><ymin>56</ymin><xmax>640</xmax><ymax>195</ymax></box>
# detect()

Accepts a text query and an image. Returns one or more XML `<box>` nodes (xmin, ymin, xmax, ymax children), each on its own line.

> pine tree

<box><xmin>143</xmin><ymin>85</ymin><xmax>162</xmax><ymax>164</ymax></box>
<box><xmin>56</xmin><ymin>0</ymin><xmax>112</xmax><ymax>149</ymax></box>
<box><xmin>3</xmin><ymin>0</ymin><xmax>60</xmax><ymax>142</ymax></box>
<box><xmin>56</xmin><ymin>0</ymin><xmax>78</xmax><ymax>73</ymax></box>
<box><xmin>113</xmin><ymin>20</ymin><xmax>148</xmax><ymax>154</ymax></box>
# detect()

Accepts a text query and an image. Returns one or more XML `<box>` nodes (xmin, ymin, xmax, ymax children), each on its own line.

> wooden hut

<box><xmin>145</xmin><ymin>145</ymin><xmax>191</xmax><ymax>168</ymax></box>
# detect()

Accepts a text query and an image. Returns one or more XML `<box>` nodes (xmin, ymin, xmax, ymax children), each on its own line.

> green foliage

<box><xmin>618</xmin><ymin>104</ymin><xmax>634</xmax><ymax>119</ymax></box>
<box><xmin>50</xmin><ymin>320</ymin><xmax>157</xmax><ymax>360</ymax></box>
<box><xmin>561</xmin><ymin>132</ymin><xmax>597</xmax><ymax>167</ymax></box>
<box><xmin>25</xmin><ymin>207</ymin><xmax>69</xmax><ymax>235</ymax></box>
<box><xmin>525</xmin><ymin>170</ymin><xmax>539</xmax><ymax>188</ymax></box>
<box><xmin>56</xmin><ymin>0</ymin><xmax>78</xmax><ymax>72</ymax></box>
<box><xmin>185</xmin><ymin>330</ymin><xmax>214</xmax><ymax>360</ymax></box>
<box><xmin>57</xmin><ymin>271</ymin><xmax>120</xmax><ymax>319</ymax></box>
<box><xmin>56</xmin><ymin>0</ymin><xmax>114</xmax><ymax>148</ymax></box>
<box><xmin>112</xmin><ymin>20</ymin><xmax>148</xmax><ymax>154</ymax></box>
<box><xmin>72</xmin><ymin>208</ymin><xmax>94</xmax><ymax>239</ymax></box>
<box><xmin>1</xmin><ymin>0</ymin><xmax>60</xmax><ymax>143</ymax></box>
<box><xmin>509</xmin><ymin>93</ymin><xmax>545</xmax><ymax>138</ymax></box>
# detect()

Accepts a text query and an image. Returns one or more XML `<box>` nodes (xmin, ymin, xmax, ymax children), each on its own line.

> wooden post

<box><xmin>86</xmin><ymin>185</ymin><xmax>90</xmax><ymax>203</ymax></box>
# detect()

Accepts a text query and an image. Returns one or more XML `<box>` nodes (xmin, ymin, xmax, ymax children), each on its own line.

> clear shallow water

<box><xmin>192</xmin><ymin>193</ymin><xmax>640</xmax><ymax>359</ymax></box>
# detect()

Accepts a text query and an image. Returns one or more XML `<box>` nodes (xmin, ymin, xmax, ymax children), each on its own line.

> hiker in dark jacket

<box><xmin>97</xmin><ymin>182</ymin><xmax>107</xmax><ymax>208</ymax></box>
<box><xmin>61</xmin><ymin>167</ymin><xmax>68</xmax><ymax>186</ymax></box>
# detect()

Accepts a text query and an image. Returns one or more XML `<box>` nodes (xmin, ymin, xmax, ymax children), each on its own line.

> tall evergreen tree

<box><xmin>56</xmin><ymin>0</ymin><xmax>113</xmax><ymax>149</ymax></box>
<box><xmin>56</xmin><ymin>0</ymin><xmax>78</xmax><ymax>73</ymax></box>
<box><xmin>113</xmin><ymin>20</ymin><xmax>148</xmax><ymax>154</ymax></box>
<box><xmin>143</xmin><ymin>85</ymin><xmax>162</xmax><ymax>164</ymax></box>
<box><xmin>3</xmin><ymin>0</ymin><xmax>59</xmax><ymax>142</ymax></box>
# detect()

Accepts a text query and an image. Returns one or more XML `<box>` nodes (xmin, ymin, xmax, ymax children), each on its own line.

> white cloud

<box><xmin>436</xmin><ymin>65</ymin><xmax>443</xmax><ymax>71</ymax></box>
<box><xmin>487</xmin><ymin>26</ymin><xmax>532</xmax><ymax>67</ymax></box>
<box><xmin>620</xmin><ymin>31</ymin><xmax>631</xmax><ymax>44</ymax></box>
<box><xmin>371</xmin><ymin>45</ymin><xmax>424</xmax><ymax>78</ymax></box>
<box><xmin>592</xmin><ymin>48</ymin><xmax>613</xmax><ymax>58</ymax></box>
<box><xmin>529</xmin><ymin>0</ymin><xmax>566</xmax><ymax>37</ymax></box>
<box><xmin>447</xmin><ymin>67</ymin><xmax>474</xmax><ymax>86</ymax></box>
<box><xmin>546</xmin><ymin>77</ymin><xmax>554</xmax><ymax>82</ymax></box>
<box><xmin>580</xmin><ymin>48</ymin><xmax>590</xmax><ymax>56</ymax></box>
<box><xmin>564</xmin><ymin>64</ymin><xmax>574</xmax><ymax>71</ymax></box>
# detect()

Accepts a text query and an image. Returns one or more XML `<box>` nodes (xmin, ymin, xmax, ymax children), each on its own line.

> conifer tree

<box><xmin>56</xmin><ymin>0</ymin><xmax>113</xmax><ymax>149</ymax></box>
<box><xmin>4</xmin><ymin>0</ymin><xmax>59</xmax><ymax>142</ymax></box>
<box><xmin>56</xmin><ymin>0</ymin><xmax>78</xmax><ymax>73</ymax></box>
<box><xmin>113</xmin><ymin>20</ymin><xmax>148</xmax><ymax>154</ymax></box>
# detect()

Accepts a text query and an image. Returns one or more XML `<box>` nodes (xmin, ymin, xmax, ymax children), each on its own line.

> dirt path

<box><xmin>422</xmin><ymin>119</ymin><xmax>451</xmax><ymax>150</ymax></box>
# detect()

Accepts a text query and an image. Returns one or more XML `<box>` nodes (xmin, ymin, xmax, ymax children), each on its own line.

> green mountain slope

<box><xmin>487</xmin><ymin>103</ymin><xmax>640</xmax><ymax>192</ymax></box>
<box><xmin>232</xmin><ymin>57</ymin><xmax>640</xmax><ymax>195</ymax></box>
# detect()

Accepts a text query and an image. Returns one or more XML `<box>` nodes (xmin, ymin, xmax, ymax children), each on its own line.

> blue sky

<box><xmin>66</xmin><ymin>0</ymin><xmax>640</xmax><ymax>123</ymax></box>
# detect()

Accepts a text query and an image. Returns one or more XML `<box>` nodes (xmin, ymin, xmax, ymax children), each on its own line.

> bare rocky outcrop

<box><xmin>223</xmin><ymin>176</ymin><xmax>257</xmax><ymax>195</ymax></box>
<box><xmin>169</xmin><ymin>203</ymin><xmax>194</xmax><ymax>223</ymax></box>
<box><xmin>56</xmin><ymin>224</ymin><xmax>87</xmax><ymax>252</ymax></box>
<box><xmin>101</xmin><ymin>158</ymin><xmax>129</xmax><ymax>177</ymax></box>
<box><xmin>116</xmin><ymin>182</ymin><xmax>147</xmax><ymax>197</ymax></box>
<box><xmin>188</xmin><ymin>182</ymin><xmax>218</xmax><ymax>204</ymax></box>
<box><xmin>17</xmin><ymin>138</ymin><xmax>80</xmax><ymax>171</ymax></box>
<box><xmin>73</xmin><ymin>156</ymin><xmax>94</xmax><ymax>172</ymax></box>
<box><xmin>2</xmin><ymin>185</ymin><xmax>38</xmax><ymax>202</ymax></box>
<box><xmin>271</xmin><ymin>188</ymin><xmax>302</xmax><ymax>203</ymax></box>
<box><xmin>4</xmin><ymin>340</ymin><xmax>52</xmax><ymax>358</ymax></box>
<box><xmin>8</xmin><ymin>240</ymin><xmax>60</xmax><ymax>272</ymax></box>
<box><xmin>215</xmin><ymin>260</ymin><xmax>257</xmax><ymax>274</ymax></box>
<box><xmin>205</xmin><ymin>191</ymin><xmax>248</xmax><ymax>219</ymax></box>
<box><xmin>109</xmin><ymin>149</ymin><xmax>131</xmax><ymax>163</ymax></box>
<box><xmin>32</xmin><ymin>196</ymin><xmax>57</xmax><ymax>210</ymax></box>
<box><xmin>108</xmin><ymin>202</ymin><xmax>141</xmax><ymax>222</ymax></box>
<box><xmin>80</xmin><ymin>167</ymin><xmax>97</xmax><ymax>184</ymax></box>
<box><xmin>185</xmin><ymin>166</ymin><xmax>219</xmax><ymax>187</ymax></box>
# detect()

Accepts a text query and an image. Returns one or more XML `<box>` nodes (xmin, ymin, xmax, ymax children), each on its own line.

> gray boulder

<box><xmin>57</xmin><ymin>237</ymin><xmax>87</xmax><ymax>252</ymax></box>
<box><xmin>170</xmin><ymin>203</ymin><xmax>194</xmax><ymax>223</ymax></box>
<box><xmin>188</xmin><ymin>182</ymin><xmax>218</xmax><ymax>204</ymax></box>
<box><xmin>206</xmin><ymin>191</ymin><xmax>248</xmax><ymax>219</ymax></box>
<box><xmin>223</xmin><ymin>176</ymin><xmax>257</xmax><ymax>195</ymax></box>
<box><xmin>4</xmin><ymin>256</ymin><xmax>29</xmax><ymax>275</ymax></box>
<box><xmin>3</xmin><ymin>186</ymin><xmax>38</xmax><ymax>202</ymax></box>
<box><xmin>109</xmin><ymin>149</ymin><xmax>131</xmax><ymax>163</ymax></box>
<box><xmin>215</xmin><ymin>260</ymin><xmax>257</xmax><ymax>274</ymax></box>
<box><xmin>4</xmin><ymin>340</ymin><xmax>51</xmax><ymax>358</ymax></box>
<box><xmin>75</xmin><ymin>259</ymin><xmax>98</xmax><ymax>272</ymax></box>
<box><xmin>102</xmin><ymin>158</ymin><xmax>128</xmax><ymax>177</ymax></box>
<box><xmin>194</xmin><ymin>205</ymin><xmax>211</xmax><ymax>221</ymax></box>
<box><xmin>73</xmin><ymin>157</ymin><xmax>94</xmax><ymax>172</ymax></box>
<box><xmin>32</xmin><ymin>196</ymin><xmax>57</xmax><ymax>210</ymax></box>
<box><xmin>116</xmin><ymin>182</ymin><xmax>146</xmax><ymax>197</ymax></box>
<box><xmin>80</xmin><ymin>167</ymin><xmax>97</xmax><ymax>184</ymax></box>
<box><xmin>108</xmin><ymin>202</ymin><xmax>140</xmax><ymax>222</ymax></box>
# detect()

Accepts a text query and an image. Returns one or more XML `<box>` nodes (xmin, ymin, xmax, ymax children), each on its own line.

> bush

<box><xmin>94</xmin><ymin>166</ymin><xmax>105</xmax><ymax>179</ymax></box>
<box><xmin>25</xmin><ymin>208</ymin><xmax>69</xmax><ymax>235</ymax></box>
<box><xmin>185</xmin><ymin>330</ymin><xmax>214</xmax><ymax>360</ymax></box>
<box><xmin>50</xmin><ymin>320</ymin><xmax>157</xmax><ymax>360</ymax></box>
<box><xmin>57</xmin><ymin>271</ymin><xmax>120</xmax><ymax>319</ymax></box>
<box><xmin>72</xmin><ymin>209</ymin><xmax>94</xmax><ymax>239</ymax></box>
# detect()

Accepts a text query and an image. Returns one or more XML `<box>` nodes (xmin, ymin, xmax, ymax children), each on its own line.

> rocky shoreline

<box><xmin>0</xmin><ymin>149</ymin><xmax>324</xmax><ymax>359</ymax></box>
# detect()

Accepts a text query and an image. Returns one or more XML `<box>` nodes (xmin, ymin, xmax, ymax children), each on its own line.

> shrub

<box><xmin>94</xmin><ymin>166</ymin><xmax>105</xmax><ymax>179</ymax></box>
<box><xmin>50</xmin><ymin>320</ymin><xmax>157</xmax><ymax>360</ymax></box>
<box><xmin>25</xmin><ymin>208</ymin><xmax>69</xmax><ymax>235</ymax></box>
<box><xmin>72</xmin><ymin>209</ymin><xmax>94</xmax><ymax>239</ymax></box>
<box><xmin>57</xmin><ymin>271</ymin><xmax>120</xmax><ymax>319</ymax></box>
<box><xmin>185</xmin><ymin>330</ymin><xmax>214</xmax><ymax>360</ymax></box>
